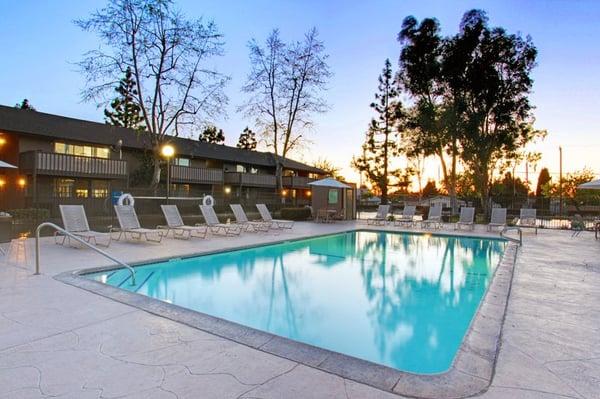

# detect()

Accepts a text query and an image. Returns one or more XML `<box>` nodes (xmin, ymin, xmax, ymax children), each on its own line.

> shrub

<box><xmin>281</xmin><ymin>207</ymin><xmax>312</xmax><ymax>221</ymax></box>
<box><xmin>10</xmin><ymin>208</ymin><xmax>50</xmax><ymax>223</ymax></box>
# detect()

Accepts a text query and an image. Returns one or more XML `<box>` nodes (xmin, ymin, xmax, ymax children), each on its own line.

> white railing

<box><xmin>35</xmin><ymin>222</ymin><xmax>136</xmax><ymax>285</ymax></box>
<box><xmin>500</xmin><ymin>226</ymin><xmax>523</xmax><ymax>246</ymax></box>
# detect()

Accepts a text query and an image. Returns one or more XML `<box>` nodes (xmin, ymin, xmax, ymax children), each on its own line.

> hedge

<box><xmin>280</xmin><ymin>207</ymin><xmax>312</xmax><ymax>221</ymax></box>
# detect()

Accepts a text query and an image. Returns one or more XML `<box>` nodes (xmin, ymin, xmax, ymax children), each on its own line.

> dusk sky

<box><xmin>1</xmin><ymin>0</ymin><xmax>599</xmax><ymax>185</ymax></box>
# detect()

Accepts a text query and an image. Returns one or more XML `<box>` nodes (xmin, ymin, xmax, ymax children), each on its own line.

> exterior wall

<box><xmin>311</xmin><ymin>186</ymin><xmax>356</xmax><ymax>220</ymax></box>
<box><xmin>0</xmin><ymin>125</ymin><xmax>324</xmax><ymax>218</ymax></box>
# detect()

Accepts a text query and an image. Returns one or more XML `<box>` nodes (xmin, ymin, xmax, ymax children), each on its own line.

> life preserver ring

<box><xmin>117</xmin><ymin>193</ymin><xmax>135</xmax><ymax>207</ymax></box>
<box><xmin>202</xmin><ymin>195</ymin><xmax>214</xmax><ymax>207</ymax></box>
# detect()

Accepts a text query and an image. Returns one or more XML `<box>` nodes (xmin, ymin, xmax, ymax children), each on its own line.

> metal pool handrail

<box><xmin>35</xmin><ymin>222</ymin><xmax>136</xmax><ymax>285</ymax></box>
<box><xmin>500</xmin><ymin>226</ymin><xmax>523</xmax><ymax>246</ymax></box>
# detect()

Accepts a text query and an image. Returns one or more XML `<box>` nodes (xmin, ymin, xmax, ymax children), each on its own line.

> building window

<box><xmin>54</xmin><ymin>142</ymin><xmax>110</xmax><ymax>159</ymax></box>
<box><xmin>91</xmin><ymin>180</ymin><xmax>109</xmax><ymax>198</ymax></box>
<box><xmin>75</xmin><ymin>180</ymin><xmax>89</xmax><ymax>198</ymax></box>
<box><xmin>54</xmin><ymin>178</ymin><xmax>74</xmax><ymax>198</ymax></box>
<box><xmin>174</xmin><ymin>158</ymin><xmax>190</xmax><ymax>167</ymax></box>
<box><xmin>172</xmin><ymin>183</ymin><xmax>190</xmax><ymax>197</ymax></box>
<box><xmin>249</xmin><ymin>167</ymin><xmax>258</xmax><ymax>174</ymax></box>
<box><xmin>236</xmin><ymin>165</ymin><xmax>247</xmax><ymax>173</ymax></box>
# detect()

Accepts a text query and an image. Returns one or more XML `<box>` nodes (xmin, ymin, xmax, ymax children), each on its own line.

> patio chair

<box><xmin>158</xmin><ymin>205</ymin><xmax>208</xmax><ymax>239</ymax></box>
<box><xmin>57</xmin><ymin>205</ymin><xmax>111</xmax><ymax>247</ymax></box>
<box><xmin>230</xmin><ymin>204</ymin><xmax>270</xmax><ymax>232</ymax></box>
<box><xmin>455</xmin><ymin>207</ymin><xmax>475</xmax><ymax>231</ymax></box>
<box><xmin>315</xmin><ymin>208</ymin><xmax>331</xmax><ymax>223</ymax></box>
<box><xmin>487</xmin><ymin>208</ymin><xmax>507</xmax><ymax>232</ymax></box>
<box><xmin>394</xmin><ymin>205</ymin><xmax>416</xmax><ymax>227</ymax></box>
<box><xmin>421</xmin><ymin>205</ymin><xmax>443</xmax><ymax>229</ymax></box>
<box><xmin>256</xmin><ymin>204</ymin><xmax>294</xmax><ymax>229</ymax></box>
<box><xmin>571</xmin><ymin>214</ymin><xmax>586</xmax><ymax>237</ymax></box>
<box><xmin>199</xmin><ymin>205</ymin><xmax>242</xmax><ymax>236</ymax></box>
<box><xmin>367</xmin><ymin>204</ymin><xmax>390</xmax><ymax>225</ymax></box>
<box><xmin>113</xmin><ymin>205</ymin><xmax>164</xmax><ymax>243</ymax></box>
<box><xmin>518</xmin><ymin>208</ymin><xmax>538</xmax><ymax>234</ymax></box>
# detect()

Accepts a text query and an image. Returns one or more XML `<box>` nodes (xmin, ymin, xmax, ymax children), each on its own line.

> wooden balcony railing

<box><xmin>19</xmin><ymin>151</ymin><xmax>127</xmax><ymax>179</ymax></box>
<box><xmin>282</xmin><ymin>176</ymin><xmax>317</xmax><ymax>189</ymax></box>
<box><xmin>170</xmin><ymin>165</ymin><xmax>223</xmax><ymax>184</ymax></box>
<box><xmin>224</xmin><ymin>172</ymin><xmax>277</xmax><ymax>187</ymax></box>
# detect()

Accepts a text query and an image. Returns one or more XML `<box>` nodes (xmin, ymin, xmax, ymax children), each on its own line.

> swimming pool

<box><xmin>86</xmin><ymin>230</ymin><xmax>505</xmax><ymax>374</ymax></box>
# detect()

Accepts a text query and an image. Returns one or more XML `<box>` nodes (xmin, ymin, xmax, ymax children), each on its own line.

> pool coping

<box><xmin>54</xmin><ymin>228</ymin><xmax>519</xmax><ymax>399</ymax></box>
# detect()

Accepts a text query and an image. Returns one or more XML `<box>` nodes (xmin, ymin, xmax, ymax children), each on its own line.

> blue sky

<box><xmin>1</xmin><ymin>0</ymin><xmax>599</xmax><ymax>184</ymax></box>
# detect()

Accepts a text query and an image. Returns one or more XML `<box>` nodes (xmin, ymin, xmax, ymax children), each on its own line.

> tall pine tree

<box><xmin>15</xmin><ymin>99</ymin><xmax>36</xmax><ymax>110</ymax></box>
<box><xmin>104</xmin><ymin>67</ymin><xmax>145</xmax><ymax>129</ymax></box>
<box><xmin>237</xmin><ymin>127</ymin><xmax>257</xmax><ymax>150</ymax></box>
<box><xmin>351</xmin><ymin>59</ymin><xmax>408</xmax><ymax>204</ymax></box>
<box><xmin>199</xmin><ymin>125</ymin><xmax>225</xmax><ymax>144</ymax></box>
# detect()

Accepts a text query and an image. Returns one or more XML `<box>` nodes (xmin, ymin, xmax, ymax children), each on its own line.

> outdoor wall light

<box><xmin>0</xmin><ymin>137</ymin><xmax>6</xmax><ymax>146</ymax></box>
<box><xmin>306</xmin><ymin>190</ymin><xmax>312</xmax><ymax>197</ymax></box>
<box><xmin>17</xmin><ymin>178</ymin><xmax>26</xmax><ymax>188</ymax></box>
<box><xmin>224</xmin><ymin>186</ymin><xmax>231</xmax><ymax>194</ymax></box>
<box><xmin>282</xmin><ymin>189</ymin><xmax>288</xmax><ymax>197</ymax></box>
<box><xmin>0</xmin><ymin>178</ymin><xmax>5</xmax><ymax>188</ymax></box>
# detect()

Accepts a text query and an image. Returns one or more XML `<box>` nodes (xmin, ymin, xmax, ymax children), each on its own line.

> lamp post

<box><xmin>161</xmin><ymin>144</ymin><xmax>175</xmax><ymax>203</ymax></box>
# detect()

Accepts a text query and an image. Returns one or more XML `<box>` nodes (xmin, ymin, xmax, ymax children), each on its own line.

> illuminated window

<box><xmin>174</xmin><ymin>158</ymin><xmax>190</xmax><ymax>167</ymax></box>
<box><xmin>95</xmin><ymin>147</ymin><xmax>110</xmax><ymax>158</ymax></box>
<box><xmin>236</xmin><ymin>165</ymin><xmax>247</xmax><ymax>173</ymax></box>
<box><xmin>75</xmin><ymin>180</ymin><xmax>89</xmax><ymax>198</ymax></box>
<box><xmin>54</xmin><ymin>142</ymin><xmax>110</xmax><ymax>159</ymax></box>
<box><xmin>91</xmin><ymin>180</ymin><xmax>109</xmax><ymax>198</ymax></box>
<box><xmin>54</xmin><ymin>178</ymin><xmax>74</xmax><ymax>198</ymax></box>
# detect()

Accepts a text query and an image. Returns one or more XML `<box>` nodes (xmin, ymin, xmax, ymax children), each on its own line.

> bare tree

<box><xmin>76</xmin><ymin>0</ymin><xmax>229</xmax><ymax>186</ymax></box>
<box><xmin>240</xmin><ymin>28</ymin><xmax>331</xmax><ymax>187</ymax></box>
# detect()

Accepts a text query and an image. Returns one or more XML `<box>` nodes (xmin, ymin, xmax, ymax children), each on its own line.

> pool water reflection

<box><xmin>87</xmin><ymin>230</ymin><xmax>505</xmax><ymax>374</ymax></box>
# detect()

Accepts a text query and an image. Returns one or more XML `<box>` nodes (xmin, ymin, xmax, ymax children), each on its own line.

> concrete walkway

<box><xmin>0</xmin><ymin>223</ymin><xmax>598</xmax><ymax>398</ymax></box>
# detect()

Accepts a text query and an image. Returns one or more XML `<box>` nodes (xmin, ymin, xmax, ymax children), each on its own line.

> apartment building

<box><xmin>0</xmin><ymin>106</ymin><xmax>325</xmax><ymax>215</ymax></box>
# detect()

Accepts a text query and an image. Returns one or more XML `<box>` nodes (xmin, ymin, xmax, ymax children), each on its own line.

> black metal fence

<box><xmin>1</xmin><ymin>189</ymin><xmax>310</xmax><ymax>241</ymax></box>
<box><xmin>357</xmin><ymin>193</ymin><xmax>600</xmax><ymax>231</ymax></box>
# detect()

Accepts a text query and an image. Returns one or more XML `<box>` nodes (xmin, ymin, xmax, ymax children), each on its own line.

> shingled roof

<box><xmin>0</xmin><ymin>105</ymin><xmax>324</xmax><ymax>174</ymax></box>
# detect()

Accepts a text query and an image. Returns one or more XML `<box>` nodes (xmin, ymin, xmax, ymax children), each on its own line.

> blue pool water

<box><xmin>86</xmin><ymin>230</ymin><xmax>505</xmax><ymax>374</ymax></box>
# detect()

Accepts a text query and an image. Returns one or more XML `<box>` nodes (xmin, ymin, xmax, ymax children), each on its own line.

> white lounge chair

<box><xmin>256</xmin><ymin>204</ymin><xmax>294</xmax><ymax>229</ymax></box>
<box><xmin>199</xmin><ymin>205</ymin><xmax>242</xmax><ymax>236</ymax></box>
<box><xmin>57</xmin><ymin>205</ymin><xmax>111</xmax><ymax>247</ymax></box>
<box><xmin>487</xmin><ymin>208</ymin><xmax>507</xmax><ymax>232</ymax></box>
<box><xmin>367</xmin><ymin>205</ymin><xmax>390</xmax><ymax>225</ymax></box>
<box><xmin>159</xmin><ymin>205</ymin><xmax>208</xmax><ymax>239</ymax></box>
<box><xmin>230</xmin><ymin>204</ymin><xmax>270</xmax><ymax>232</ymax></box>
<box><xmin>421</xmin><ymin>205</ymin><xmax>443</xmax><ymax>229</ymax></box>
<box><xmin>113</xmin><ymin>205</ymin><xmax>164</xmax><ymax>242</ymax></box>
<box><xmin>394</xmin><ymin>205</ymin><xmax>416</xmax><ymax>227</ymax></box>
<box><xmin>455</xmin><ymin>207</ymin><xmax>475</xmax><ymax>230</ymax></box>
<box><xmin>518</xmin><ymin>208</ymin><xmax>538</xmax><ymax>234</ymax></box>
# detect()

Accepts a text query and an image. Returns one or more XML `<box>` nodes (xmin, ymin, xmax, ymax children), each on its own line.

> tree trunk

<box><xmin>151</xmin><ymin>157</ymin><xmax>161</xmax><ymax>191</ymax></box>
<box><xmin>450</xmin><ymin>140</ymin><xmax>458</xmax><ymax>215</ymax></box>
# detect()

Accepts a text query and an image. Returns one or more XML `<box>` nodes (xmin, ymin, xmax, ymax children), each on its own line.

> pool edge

<box><xmin>54</xmin><ymin>230</ymin><xmax>519</xmax><ymax>399</ymax></box>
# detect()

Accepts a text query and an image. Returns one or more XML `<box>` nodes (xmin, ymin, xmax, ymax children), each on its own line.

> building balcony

<box><xmin>224</xmin><ymin>172</ymin><xmax>277</xmax><ymax>187</ymax></box>
<box><xmin>19</xmin><ymin>151</ymin><xmax>127</xmax><ymax>179</ymax></box>
<box><xmin>282</xmin><ymin>176</ymin><xmax>317</xmax><ymax>189</ymax></box>
<box><xmin>170</xmin><ymin>165</ymin><xmax>223</xmax><ymax>185</ymax></box>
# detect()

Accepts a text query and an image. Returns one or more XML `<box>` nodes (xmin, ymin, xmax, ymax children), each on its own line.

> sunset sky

<box><xmin>1</xmin><ymin>0</ymin><xmax>598</xmax><ymax>188</ymax></box>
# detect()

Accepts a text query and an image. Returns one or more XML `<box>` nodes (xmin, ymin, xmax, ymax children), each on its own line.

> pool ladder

<box><xmin>500</xmin><ymin>226</ymin><xmax>523</xmax><ymax>246</ymax></box>
<box><xmin>35</xmin><ymin>222</ymin><xmax>136</xmax><ymax>285</ymax></box>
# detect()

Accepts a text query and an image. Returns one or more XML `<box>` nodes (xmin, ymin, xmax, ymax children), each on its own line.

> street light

<box><xmin>161</xmin><ymin>144</ymin><xmax>175</xmax><ymax>202</ymax></box>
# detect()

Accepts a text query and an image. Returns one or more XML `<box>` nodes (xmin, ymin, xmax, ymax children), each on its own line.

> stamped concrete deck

<box><xmin>0</xmin><ymin>222</ymin><xmax>598</xmax><ymax>398</ymax></box>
